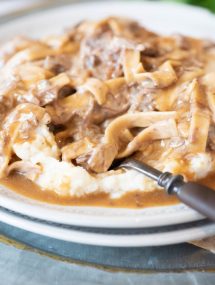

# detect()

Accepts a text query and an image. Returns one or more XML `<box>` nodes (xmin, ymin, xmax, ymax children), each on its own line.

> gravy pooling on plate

<box><xmin>0</xmin><ymin>174</ymin><xmax>214</xmax><ymax>208</ymax></box>
<box><xmin>0</xmin><ymin>17</ymin><xmax>215</xmax><ymax>205</ymax></box>
<box><xmin>0</xmin><ymin>174</ymin><xmax>180</xmax><ymax>208</ymax></box>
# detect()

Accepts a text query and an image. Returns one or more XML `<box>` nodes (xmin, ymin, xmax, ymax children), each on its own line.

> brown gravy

<box><xmin>0</xmin><ymin>174</ymin><xmax>179</xmax><ymax>208</ymax></box>
<box><xmin>0</xmin><ymin>174</ymin><xmax>214</xmax><ymax>208</ymax></box>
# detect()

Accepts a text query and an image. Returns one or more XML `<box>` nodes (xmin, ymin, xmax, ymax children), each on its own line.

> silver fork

<box><xmin>119</xmin><ymin>158</ymin><xmax>215</xmax><ymax>221</ymax></box>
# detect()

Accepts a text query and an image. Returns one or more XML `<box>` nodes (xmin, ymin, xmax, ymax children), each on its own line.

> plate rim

<box><xmin>0</xmin><ymin>206</ymin><xmax>214</xmax><ymax>247</ymax></box>
<box><xmin>0</xmin><ymin>186</ymin><xmax>204</xmax><ymax>228</ymax></box>
<box><xmin>0</xmin><ymin>0</ymin><xmax>215</xmax><ymax>26</ymax></box>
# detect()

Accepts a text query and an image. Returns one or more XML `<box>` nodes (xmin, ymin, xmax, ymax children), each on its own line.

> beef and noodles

<box><xmin>0</xmin><ymin>17</ymin><xmax>215</xmax><ymax>207</ymax></box>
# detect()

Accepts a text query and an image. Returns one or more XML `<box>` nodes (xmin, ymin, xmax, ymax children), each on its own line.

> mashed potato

<box><xmin>12</xmin><ymin>125</ymin><xmax>213</xmax><ymax>198</ymax></box>
<box><xmin>13</xmin><ymin>127</ymin><xmax>157</xmax><ymax>198</ymax></box>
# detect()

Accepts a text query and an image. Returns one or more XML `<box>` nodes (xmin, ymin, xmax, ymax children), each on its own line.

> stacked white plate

<box><xmin>0</xmin><ymin>0</ymin><xmax>215</xmax><ymax>247</ymax></box>
<box><xmin>0</xmin><ymin>184</ymin><xmax>215</xmax><ymax>246</ymax></box>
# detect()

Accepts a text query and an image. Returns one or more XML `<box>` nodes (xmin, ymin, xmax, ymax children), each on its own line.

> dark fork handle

<box><xmin>158</xmin><ymin>173</ymin><xmax>215</xmax><ymax>221</ymax></box>
<box><xmin>175</xmin><ymin>182</ymin><xmax>215</xmax><ymax>221</ymax></box>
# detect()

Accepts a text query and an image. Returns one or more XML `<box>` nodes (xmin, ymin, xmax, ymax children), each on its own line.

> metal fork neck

<box><xmin>120</xmin><ymin>159</ymin><xmax>185</xmax><ymax>194</ymax></box>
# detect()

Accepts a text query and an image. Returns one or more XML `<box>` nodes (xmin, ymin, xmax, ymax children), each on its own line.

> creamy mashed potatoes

<box><xmin>13</xmin><ymin>129</ymin><xmax>157</xmax><ymax>198</ymax></box>
<box><xmin>12</xmin><ymin>127</ymin><xmax>213</xmax><ymax>198</ymax></box>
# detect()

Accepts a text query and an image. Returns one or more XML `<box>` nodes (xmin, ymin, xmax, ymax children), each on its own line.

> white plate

<box><xmin>0</xmin><ymin>185</ymin><xmax>204</xmax><ymax>228</ymax></box>
<box><xmin>0</xmin><ymin>1</ymin><xmax>214</xmax><ymax>229</ymax></box>
<box><xmin>0</xmin><ymin>206</ymin><xmax>214</xmax><ymax>247</ymax></box>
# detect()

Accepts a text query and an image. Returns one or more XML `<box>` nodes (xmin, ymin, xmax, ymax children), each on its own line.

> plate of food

<box><xmin>0</xmin><ymin>1</ymin><xmax>214</xmax><ymax>231</ymax></box>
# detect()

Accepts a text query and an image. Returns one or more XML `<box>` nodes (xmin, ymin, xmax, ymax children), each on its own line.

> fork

<box><xmin>119</xmin><ymin>158</ymin><xmax>215</xmax><ymax>221</ymax></box>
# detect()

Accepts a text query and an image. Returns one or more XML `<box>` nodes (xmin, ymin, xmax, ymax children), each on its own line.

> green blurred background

<box><xmin>162</xmin><ymin>0</ymin><xmax>215</xmax><ymax>12</ymax></box>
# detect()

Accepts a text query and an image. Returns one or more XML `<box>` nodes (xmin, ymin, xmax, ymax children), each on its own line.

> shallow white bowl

<box><xmin>0</xmin><ymin>1</ymin><xmax>214</xmax><ymax>230</ymax></box>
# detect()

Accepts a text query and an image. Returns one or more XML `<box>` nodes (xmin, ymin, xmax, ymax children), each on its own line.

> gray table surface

<box><xmin>0</xmin><ymin>240</ymin><xmax>214</xmax><ymax>285</ymax></box>
<box><xmin>0</xmin><ymin>222</ymin><xmax>215</xmax><ymax>285</ymax></box>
